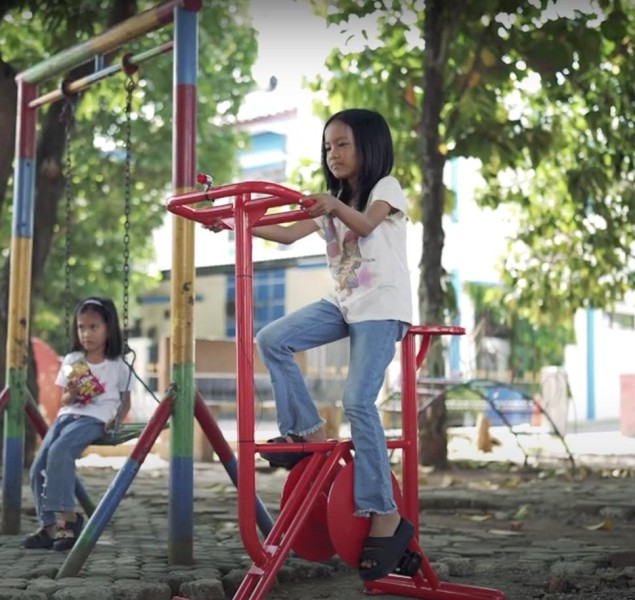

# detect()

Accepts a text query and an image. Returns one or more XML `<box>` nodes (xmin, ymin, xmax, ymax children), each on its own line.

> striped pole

<box><xmin>1</xmin><ymin>80</ymin><xmax>38</xmax><ymax>535</ymax></box>
<box><xmin>169</xmin><ymin>1</ymin><xmax>199</xmax><ymax>565</ymax></box>
<box><xmin>57</xmin><ymin>394</ymin><xmax>174</xmax><ymax>578</ymax></box>
<box><xmin>16</xmin><ymin>0</ymin><xmax>191</xmax><ymax>85</ymax></box>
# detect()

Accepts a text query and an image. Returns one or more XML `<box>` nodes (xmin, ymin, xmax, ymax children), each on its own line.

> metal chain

<box><xmin>122</xmin><ymin>75</ymin><xmax>136</xmax><ymax>352</ymax></box>
<box><xmin>61</xmin><ymin>99</ymin><xmax>75</xmax><ymax>346</ymax></box>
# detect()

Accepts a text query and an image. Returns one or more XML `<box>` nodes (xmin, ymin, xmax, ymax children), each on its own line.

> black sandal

<box><xmin>259</xmin><ymin>434</ymin><xmax>311</xmax><ymax>469</ymax></box>
<box><xmin>53</xmin><ymin>513</ymin><xmax>84</xmax><ymax>552</ymax></box>
<box><xmin>358</xmin><ymin>518</ymin><xmax>414</xmax><ymax>581</ymax></box>
<box><xmin>22</xmin><ymin>527</ymin><xmax>54</xmax><ymax>550</ymax></box>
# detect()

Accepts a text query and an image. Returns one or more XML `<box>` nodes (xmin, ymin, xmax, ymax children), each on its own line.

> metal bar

<box><xmin>234</xmin><ymin>191</ymin><xmax>268</xmax><ymax>566</ymax></box>
<box><xmin>193</xmin><ymin>391</ymin><xmax>274</xmax><ymax>536</ymax></box>
<box><xmin>17</xmin><ymin>1</ymin><xmax>197</xmax><ymax>85</ymax></box>
<box><xmin>56</xmin><ymin>394</ymin><xmax>174</xmax><ymax>578</ymax></box>
<box><xmin>28</xmin><ymin>42</ymin><xmax>174</xmax><ymax>109</ymax></box>
<box><xmin>168</xmin><ymin>1</ymin><xmax>198</xmax><ymax>567</ymax></box>
<box><xmin>400</xmin><ymin>329</ymin><xmax>421</xmax><ymax>530</ymax></box>
<box><xmin>2</xmin><ymin>80</ymin><xmax>37</xmax><ymax>535</ymax></box>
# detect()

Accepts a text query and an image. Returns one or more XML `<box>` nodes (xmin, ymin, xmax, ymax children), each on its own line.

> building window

<box><xmin>606</xmin><ymin>312</ymin><xmax>635</xmax><ymax>330</ymax></box>
<box><xmin>225</xmin><ymin>269</ymin><xmax>285</xmax><ymax>337</ymax></box>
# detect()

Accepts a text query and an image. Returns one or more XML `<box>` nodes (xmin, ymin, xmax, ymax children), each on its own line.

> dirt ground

<box><xmin>263</xmin><ymin>463</ymin><xmax>635</xmax><ymax>600</ymax></box>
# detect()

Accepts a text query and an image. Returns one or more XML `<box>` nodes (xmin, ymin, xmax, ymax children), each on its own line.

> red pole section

<box><xmin>400</xmin><ymin>330</ymin><xmax>420</xmax><ymax>530</ymax></box>
<box><xmin>235</xmin><ymin>193</ymin><xmax>268</xmax><ymax>566</ymax></box>
<box><xmin>25</xmin><ymin>394</ymin><xmax>49</xmax><ymax>440</ymax></box>
<box><xmin>193</xmin><ymin>391</ymin><xmax>233</xmax><ymax>463</ymax></box>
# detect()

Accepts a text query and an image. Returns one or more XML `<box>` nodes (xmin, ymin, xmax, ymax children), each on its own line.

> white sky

<box><xmin>249</xmin><ymin>0</ymin><xmax>340</xmax><ymax>90</ymax></box>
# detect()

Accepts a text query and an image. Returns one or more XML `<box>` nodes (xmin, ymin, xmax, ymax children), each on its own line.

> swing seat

<box><xmin>93</xmin><ymin>422</ymin><xmax>154</xmax><ymax>446</ymax></box>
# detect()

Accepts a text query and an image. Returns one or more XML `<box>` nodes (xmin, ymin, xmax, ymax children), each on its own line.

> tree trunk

<box><xmin>418</xmin><ymin>0</ymin><xmax>456</xmax><ymax>468</ymax></box>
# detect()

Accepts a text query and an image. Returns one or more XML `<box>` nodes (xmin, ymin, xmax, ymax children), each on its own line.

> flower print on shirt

<box><xmin>325</xmin><ymin>218</ymin><xmax>366</xmax><ymax>296</ymax></box>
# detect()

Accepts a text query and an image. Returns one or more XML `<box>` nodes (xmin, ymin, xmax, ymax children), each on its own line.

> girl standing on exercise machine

<box><xmin>210</xmin><ymin>108</ymin><xmax>414</xmax><ymax>580</ymax></box>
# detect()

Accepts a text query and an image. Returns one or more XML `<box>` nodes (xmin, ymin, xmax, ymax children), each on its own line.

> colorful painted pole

<box><xmin>169</xmin><ymin>2</ymin><xmax>199</xmax><ymax>565</ymax></box>
<box><xmin>56</xmin><ymin>394</ymin><xmax>174</xmax><ymax>578</ymax></box>
<box><xmin>1</xmin><ymin>80</ymin><xmax>38</xmax><ymax>535</ymax></box>
<box><xmin>29</xmin><ymin>42</ymin><xmax>174</xmax><ymax>109</ymax></box>
<box><xmin>16</xmin><ymin>1</ymin><xmax>196</xmax><ymax>85</ymax></box>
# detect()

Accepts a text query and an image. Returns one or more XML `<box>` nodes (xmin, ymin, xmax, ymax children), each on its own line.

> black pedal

<box><xmin>394</xmin><ymin>549</ymin><xmax>422</xmax><ymax>576</ymax></box>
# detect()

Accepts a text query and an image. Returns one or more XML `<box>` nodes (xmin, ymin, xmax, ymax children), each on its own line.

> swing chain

<box><xmin>60</xmin><ymin>99</ymin><xmax>76</xmax><ymax>345</ymax></box>
<box><xmin>122</xmin><ymin>74</ymin><xmax>137</xmax><ymax>352</ymax></box>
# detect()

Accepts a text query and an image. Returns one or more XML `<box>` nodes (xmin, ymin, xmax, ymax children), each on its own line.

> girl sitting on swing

<box><xmin>23</xmin><ymin>296</ymin><xmax>131</xmax><ymax>551</ymax></box>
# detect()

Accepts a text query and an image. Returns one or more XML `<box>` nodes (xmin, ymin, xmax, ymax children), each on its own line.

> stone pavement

<box><xmin>0</xmin><ymin>427</ymin><xmax>634</xmax><ymax>599</ymax></box>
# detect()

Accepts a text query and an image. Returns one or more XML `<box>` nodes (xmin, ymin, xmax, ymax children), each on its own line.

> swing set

<box><xmin>3</xmin><ymin>2</ymin><xmax>506</xmax><ymax>598</ymax></box>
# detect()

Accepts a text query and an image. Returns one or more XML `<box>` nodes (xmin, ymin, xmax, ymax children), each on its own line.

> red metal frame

<box><xmin>166</xmin><ymin>182</ymin><xmax>506</xmax><ymax>600</ymax></box>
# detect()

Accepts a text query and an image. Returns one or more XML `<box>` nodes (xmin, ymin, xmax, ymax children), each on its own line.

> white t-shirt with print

<box><xmin>316</xmin><ymin>175</ymin><xmax>413</xmax><ymax>324</ymax></box>
<box><xmin>55</xmin><ymin>351</ymin><xmax>131</xmax><ymax>423</ymax></box>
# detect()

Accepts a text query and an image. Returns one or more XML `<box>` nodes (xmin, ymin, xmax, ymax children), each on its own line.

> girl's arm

<box><xmin>303</xmin><ymin>194</ymin><xmax>392</xmax><ymax>237</ymax></box>
<box><xmin>206</xmin><ymin>217</ymin><xmax>319</xmax><ymax>245</ymax></box>
<box><xmin>120</xmin><ymin>392</ymin><xmax>131</xmax><ymax>421</ymax></box>
<box><xmin>251</xmin><ymin>219</ymin><xmax>319</xmax><ymax>245</ymax></box>
<box><xmin>60</xmin><ymin>380</ymin><xmax>81</xmax><ymax>405</ymax></box>
<box><xmin>61</xmin><ymin>390</ymin><xmax>76</xmax><ymax>406</ymax></box>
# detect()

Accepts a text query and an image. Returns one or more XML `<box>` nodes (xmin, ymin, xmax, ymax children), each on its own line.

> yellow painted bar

<box><xmin>170</xmin><ymin>213</ymin><xmax>195</xmax><ymax>364</ymax></box>
<box><xmin>7</xmin><ymin>237</ymin><xmax>32</xmax><ymax>369</ymax></box>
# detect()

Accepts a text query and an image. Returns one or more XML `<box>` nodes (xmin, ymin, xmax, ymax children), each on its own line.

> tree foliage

<box><xmin>309</xmin><ymin>0</ymin><xmax>634</xmax><ymax>466</ymax></box>
<box><xmin>0</xmin><ymin>0</ymin><xmax>258</xmax><ymax>352</ymax></box>
<box><xmin>310</xmin><ymin>0</ymin><xmax>634</xmax><ymax>327</ymax></box>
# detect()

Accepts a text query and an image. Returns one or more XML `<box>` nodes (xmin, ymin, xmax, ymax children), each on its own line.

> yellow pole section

<box><xmin>7</xmin><ymin>237</ymin><xmax>33</xmax><ymax>370</ymax></box>
<box><xmin>170</xmin><ymin>215</ymin><xmax>195</xmax><ymax>366</ymax></box>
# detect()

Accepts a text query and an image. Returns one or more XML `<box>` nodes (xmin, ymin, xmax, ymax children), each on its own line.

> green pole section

<box><xmin>2</xmin><ymin>369</ymin><xmax>26</xmax><ymax>534</ymax></box>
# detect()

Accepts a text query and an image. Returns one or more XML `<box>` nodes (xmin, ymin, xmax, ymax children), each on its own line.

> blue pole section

<box><xmin>57</xmin><ymin>396</ymin><xmax>173</xmax><ymax>578</ymax></box>
<box><xmin>586</xmin><ymin>308</ymin><xmax>596</xmax><ymax>420</ymax></box>
<box><xmin>56</xmin><ymin>460</ymin><xmax>141</xmax><ymax>578</ymax></box>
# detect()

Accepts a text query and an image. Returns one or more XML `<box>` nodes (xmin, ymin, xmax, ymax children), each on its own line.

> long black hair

<box><xmin>321</xmin><ymin>108</ymin><xmax>394</xmax><ymax>212</ymax></box>
<box><xmin>70</xmin><ymin>296</ymin><xmax>123</xmax><ymax>360</ymax></box>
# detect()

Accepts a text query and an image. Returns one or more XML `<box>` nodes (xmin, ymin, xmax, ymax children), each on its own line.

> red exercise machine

<box><xmin>167</xmin><ymin>180</ymin><xmax>506</xmax><ymax>600</ymax></box>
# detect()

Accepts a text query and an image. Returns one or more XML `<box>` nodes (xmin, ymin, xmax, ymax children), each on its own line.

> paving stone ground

<box><xmin>1</xmin><ymin>428</ymin><xmax>634</xmax><ymax>600</ymax></box>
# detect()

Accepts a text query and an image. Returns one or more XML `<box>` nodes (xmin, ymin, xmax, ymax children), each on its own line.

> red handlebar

<box><xmin>166</xmin><ymin>180</ymin><xmax>308</xmax><ymax>228</ymax></box>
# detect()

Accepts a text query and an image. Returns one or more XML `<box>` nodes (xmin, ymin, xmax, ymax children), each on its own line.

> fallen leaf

<box><xmin>584</xmin><ymin>519</ymin><xmax>612</xmax><ymax>531</ymax></box>
<box><xmin>511</xmin><ymin>505</ymin><xmax>529</xmax><ymax>521</ymax></box>
<box><xmin>439</xmin><ymin>475</ymin><xmax>455</xmax><ymax>488</ymax></box>
<box><xmin>461</xmin><ymin>513</ymin><xmax>493</xmax><ymax>522</ymax></box>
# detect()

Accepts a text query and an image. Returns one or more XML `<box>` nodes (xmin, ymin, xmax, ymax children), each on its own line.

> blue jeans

<box><xmin>29</xmin><ymin>414</ymin><xmax>105</xmax><ymax>527</ymax></box>
<box><xmin>256</xmin><ymin>299</ymin><xmax>405</xmax><ymax>516</ymax></box>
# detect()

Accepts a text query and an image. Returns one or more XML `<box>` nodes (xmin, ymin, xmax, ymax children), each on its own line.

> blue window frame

<box><xmin>225</xmin><ymin>269</ymin><xmax>285</xmax><ymax>337</ymax></box>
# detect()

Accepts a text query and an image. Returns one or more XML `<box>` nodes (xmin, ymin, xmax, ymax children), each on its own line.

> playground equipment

<box><xmin>2</xmin><ymin>0</ymin><xmax>257</xmax><ymax>565</ymax></box>
<box><xmin>167</xmin><ymin>179</ymin><xmax>507</xmax><ymax>599</ymax></box>
<box><xmin>4</xmin><ymin>0</ymin><xmax>276</xmax><ymax>576</ymax></box>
